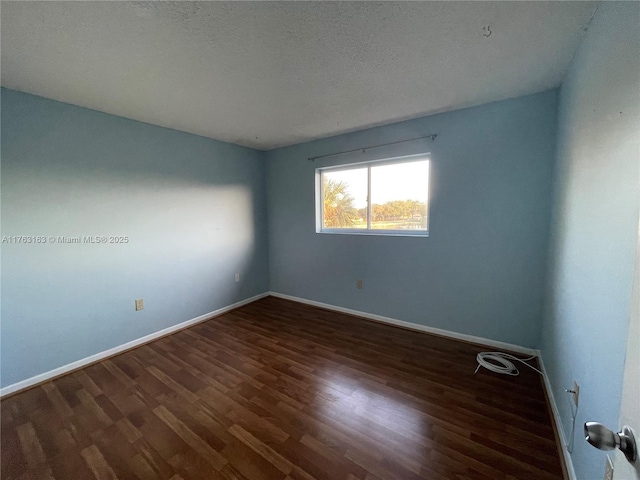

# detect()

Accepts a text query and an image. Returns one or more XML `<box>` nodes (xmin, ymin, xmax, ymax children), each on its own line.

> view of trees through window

<box><xmin>321</xmin><ymin>158</ymin><xmax>429</xmax><ymax>232</ymax></box>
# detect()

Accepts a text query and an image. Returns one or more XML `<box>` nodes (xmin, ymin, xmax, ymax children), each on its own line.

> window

<box><xmin>316</xmin><ymin>154</ymin><xmax>430</xmax><ymax>236</ymax></box>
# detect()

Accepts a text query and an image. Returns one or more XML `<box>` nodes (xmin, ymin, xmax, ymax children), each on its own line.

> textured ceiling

<box><xmin>2</xmin><ymin>1</ymin><xmax>597</xmax><ymax>150</ymax></box>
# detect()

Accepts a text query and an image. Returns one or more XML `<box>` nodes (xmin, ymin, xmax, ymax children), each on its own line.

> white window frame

<box><xmin>315</xmin><ymin>153</ymin><xmax>430</xmax><ymax>237</ymax></box>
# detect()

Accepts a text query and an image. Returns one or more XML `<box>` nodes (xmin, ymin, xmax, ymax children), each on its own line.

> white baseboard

<box><xmin>537</xmin><ymin>351</ymin><xmax>577</xmax><ymax>480</ymax></box>
<box><xmin>268</xmin><ymin>291</ymin><xmax>537</xmax><ymax>356</ymax></box>
<box><xmin>0</xmin><ymin>292</ymin><xmax>269</xmax><ymax>398</ymax></box>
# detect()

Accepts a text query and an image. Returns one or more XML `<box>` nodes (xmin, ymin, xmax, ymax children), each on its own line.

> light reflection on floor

<box><xmin>314</xmin><ymin>368</ymin><xmax>430</xmax><ymax>467</ymax></box>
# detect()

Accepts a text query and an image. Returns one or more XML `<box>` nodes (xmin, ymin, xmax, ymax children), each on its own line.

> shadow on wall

<box><xmin>1</xmin><ymin>88</ymin><xmax>269</xmax><ymax>388</ymax></box>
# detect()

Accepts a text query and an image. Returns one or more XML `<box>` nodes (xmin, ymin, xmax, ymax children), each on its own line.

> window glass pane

<box><xmin>322</xmin><ymin>168</ymin><xmax>367</xmax><ymax>229</ymax></box>
<box><xmin>370</xmin><ymin>160</ymin><xmax>429</xmax><ymax>230</ymax></box>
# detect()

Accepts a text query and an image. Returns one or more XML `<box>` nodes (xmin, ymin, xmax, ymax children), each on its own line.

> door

<box><xmin>613</xmin><ymin>222</ymin><xmax>640</xmax><ymax>479</ymax></box>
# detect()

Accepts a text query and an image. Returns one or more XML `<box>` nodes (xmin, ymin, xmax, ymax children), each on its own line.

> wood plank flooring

<box><xmin>1</xmin><ymin>296</ymin><xmax>564</xmax><ymax>479</ymax></box>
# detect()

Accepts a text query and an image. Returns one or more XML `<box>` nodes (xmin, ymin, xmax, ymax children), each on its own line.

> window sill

<box><xmin>317</xmin><ymin>229</ymin><xmax>429</xmax><ymax>237</ymax></box>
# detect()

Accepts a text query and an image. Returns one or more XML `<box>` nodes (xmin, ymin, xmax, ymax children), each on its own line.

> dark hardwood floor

<box><xmin>1</xmin><ymin>296</ymin><xmax>564</xmax><ymax>480</ymax></box>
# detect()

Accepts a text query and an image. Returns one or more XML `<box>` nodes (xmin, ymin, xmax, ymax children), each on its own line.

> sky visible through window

<box><xmin>325</xmin><ymin>161</ymin><xmax>428</xmax><ymax>208</ymax></box>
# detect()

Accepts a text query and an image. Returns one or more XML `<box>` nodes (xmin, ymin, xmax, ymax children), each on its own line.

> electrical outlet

<box><xmin>356</xmin><ymin>279</ymin><xmax>363</xmax><ymax>289</ymax></box>
<box><xmin>235</xmin><ymin>273</ymin><xmax>240</xmax><ymax>283</ymax></box>
<box><xmin>135</xmin><ymin>299</ymin><xmax>144</xmax><ymax>311</ymax></box>
<box><xmin>572</xmin><ymin>381</ymin><xmax>580</xmax><ymax>408</ymax></box>
<box><xmin>604</xmin><ymin>454</ymin><xmax>613</xmax><ymax>480</ymax></box>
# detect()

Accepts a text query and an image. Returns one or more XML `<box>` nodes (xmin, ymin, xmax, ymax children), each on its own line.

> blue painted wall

<box><xmin>266</xmin><ymin>90</ymin><xmax>558</xmax><ymax>348</ymax></box>
<box><xmin>541</xmin><ymin>3</ymin><xmax>640</xmax><ymax>479</ymax></box>
<box><xmin>1</xmin><ymin>88</ymin><xmax>269</xmax><ymax>388</ymax></box>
